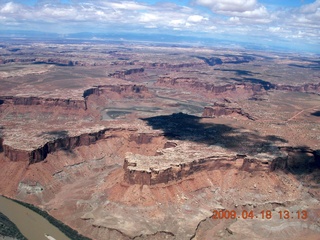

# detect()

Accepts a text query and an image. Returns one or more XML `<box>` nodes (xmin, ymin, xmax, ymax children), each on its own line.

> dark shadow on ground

<box><xmin>231</xmin><ymin>77</ymin><xmax>275</xmax><ymax>90</ymax></box>
<box><xmin>0</xmin><ymin>126</ymin><xmax>3</xmax><ymax>152</ymax></box>
<box><xmin>280</xmin><ymin>147</ymin><xmax>320</xmax><ymax>186</ymax></box>
<box><xmin>215</xmin><ymin>69</ymin><xmax>256</xmax><ymax>76</ymax></box>
<box><xmin>288</xmin><ymin>63</ymin><xmax>320</xmax><ymax>69</ymax></box>
<box><xmin>142</xmin><ymin>113</ymin><xmax>319</xmax><ymax>185</ymax></box>
<box><xmin>37</xmin><ymin>130</ymin><xmax>75</xmax><ymax>155</ymax></box>
<box><xmin>141</xmin><ymin>113</ymin><xmax>286</xmax><ymax>155</ymax></box>
<box><xmin>311</xmin><ymin>111</ymin><xmax>320</xmax><ymax>117</ymax></box>
<box><xmin>195</xmin><ymin>56</ymin><xmax>222</xmax><ymax>66</ymax></box>
<box><xmin>38</xmin><ymin>130</ymin><xmax>69</xmax><ymax>138</ymax></box>
<box><xmin>285</xmin><ymin>147</ymin><xmax>320</xmax><ymax>175</ymax></box>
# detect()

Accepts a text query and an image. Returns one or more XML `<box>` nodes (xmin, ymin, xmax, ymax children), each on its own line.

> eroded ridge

<box><xmin>3</xmin><ymin>127</ymin><xmax>108</xmax><ymax>163</ymax></box>
<box><xmin>202</xmin><ymin>102</ymin><xmax>256</xmax><ymax>120</ymax></box>
<box><xmin>0</xmin><ymin>96</ymin><xmax>86</xmax><ymax>110</ymax></box>
<box><xmin>123</xmin><ymin>142</ymin><xmax>280</xmax><ymax>185</ymax></box>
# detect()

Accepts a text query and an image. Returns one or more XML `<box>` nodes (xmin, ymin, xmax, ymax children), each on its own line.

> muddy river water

<box><xmin>0</xmin><ymin>196</ymin><xmax>70</xmax><ymax>240</ymax></box>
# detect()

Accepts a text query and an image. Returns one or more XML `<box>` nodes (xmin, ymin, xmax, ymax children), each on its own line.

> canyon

<box><xmin>0</xmin><ymin>41</ymin><xmax>319</xmax><ymax>240</ymax></box>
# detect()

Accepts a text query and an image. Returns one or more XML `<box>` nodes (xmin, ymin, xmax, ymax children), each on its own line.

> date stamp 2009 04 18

<box><xmin>212</xmin><ymin>210</ymin><xmax>308</xmax><ymax>220</ymax></box>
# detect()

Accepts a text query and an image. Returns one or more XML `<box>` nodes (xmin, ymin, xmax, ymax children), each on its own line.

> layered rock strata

<box><xmin>123</xmin><ymin>140</ymin><xmax>320</xmax><ymax>185</ymax></box>
<box><xmin>270</xmin><ymin>146</ymin><xmax>320</xmax><ymax>172</ymax></box>
<box><xmin>202</xmin><ymin>103</ymin><xmax>256</xmax><ymax>120</ymax></box>
<box><xmin>274</xmin><ymin>83</ymin><xmax>320</xmax><ymax>94</ymax></box>
<box><xmin>157</xmin><ymin>77</ymin><xmax>320</xmax><ymax>96</ymax></box>
<box><xmin>123</xmin><ymin>142</ymin><xmax>284</xmax><ymax>185</ymax></box>
<box><xmin>108</xmin><ymin>68</ymin><xmax>144</xmax><ymax>79</ymax></box>
<box><xmin>83</xmin><ymin>84</ymin><xmax>151</xmax><ymax>99</ymax></box>
<box><xmin>3</xmin><ymin>127</ymin><xmax>108</xmax><ymax>164</ymax></box>
<box><xmin>0</xmin><ymin>84</ymin><xmax>150</xmax><ymax>111</ymax></box>
<box><xmin>124</xmin><ymin>151</ymin><xmax>238</xmax><ymax>185</ymax></box>
<box><xmin>156</xmin><ymin>77</ymin><xmax>264</xmax><ymax>95</ymax></box>
<box><xmin>0</xmin><ymin>96</ymin><xmax>86</xmax><ymax>110</ymax></box>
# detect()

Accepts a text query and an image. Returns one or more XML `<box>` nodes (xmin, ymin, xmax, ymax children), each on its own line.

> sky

<box><xmin>0</xmin><ymin>0</ymin><xmax>319</xmax><ymax>52</ymax></box>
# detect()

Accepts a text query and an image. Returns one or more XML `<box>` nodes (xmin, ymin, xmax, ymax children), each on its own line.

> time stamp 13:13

<box><xmin>212</xmin><ymin>210</ymin><xmax>308</xmax><ymax>220</ymax></box>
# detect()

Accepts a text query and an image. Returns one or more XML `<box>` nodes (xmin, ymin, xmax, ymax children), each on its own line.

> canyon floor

<box><xmin>0</xmin><ymin>40</ymin><xmax>319</xmax><ymax>240</ymax></box>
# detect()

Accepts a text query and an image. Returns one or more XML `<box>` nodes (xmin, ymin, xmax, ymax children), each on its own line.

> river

<box><xmin>0</xmin><ymin>196</ymin><xmax>70</xmax><ymax>240</ymax></box>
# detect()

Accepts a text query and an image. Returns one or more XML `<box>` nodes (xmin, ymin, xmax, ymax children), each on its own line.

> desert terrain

<box><xmin>0</xmin><ymin>39</ymin><xmax>319</xmax><ymax>240</ymax></box>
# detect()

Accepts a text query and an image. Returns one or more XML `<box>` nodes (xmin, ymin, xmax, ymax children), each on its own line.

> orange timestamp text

<box><xmin>212</xmin><ymin>209</ymin><xmax>308</xmax><ymax>220</ymax></box>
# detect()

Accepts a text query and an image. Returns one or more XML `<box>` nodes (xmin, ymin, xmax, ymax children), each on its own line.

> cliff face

<box><xmin>0</xmin><ymin>137</ymin><xmax>3</xmax><ymax>152</ymax></box>
<box><xmin>274</xmin><ymin>83</ymin><xmax>320</xmax><ymax>94</ymax></box>
<box><xmin>3</xmin><ymin>129</ymin><xmax>108</xmax><ymax>164</ymax></box>
<box><xmin>83</xmin><ymin>84</ymin><xmax>151</xmax><ymax>99</ymax></box>
<box><xmin>202</xmin><ymin>104</ymin><xmax>256</xmax><ymax>120</ymax></box>
<box><xmin>157</xmin><ymin>77</ymin><xmax>320</xmax><ymax>96</ymax></box>
<box><xmin>156</xmin><ymin>77</ymin><xmax>264</xmax><ymax>97</ymax></box>
<box><xmin>123</xmin><ymin>144</ymin><xmax>320</xmax><ymax>186</ymax></box>
<box><xmin>108</xmin><ymin>68</ymin><xmax>144</xmax><ymax>79</ymax></box>
<box><xmin>0</xmin><ymin>58</ymin><xmax>92</xmax><ymax>66</ymax></box>
<box><xmin>0</xmin><ymin>96</ymin><xmax>86</xmax><ymax>110</ymax></box>
<box><xmin>123</xmin><ymin>153</ymin><xmax>239</xmax><ymax>185</ymax></box>
<box><xmin>0</xmin><ymin>83</ymin><xmax>150</xmax><ymax>111</ymax></box>
<box><xmin>270</xmin><ymin>147</ymin><xmax>319</xmax><ymax>173</ymax></box>
<box><xmin>128</xmin><ymin>133</ymin><xmax>157</xmax><ymax>144</ymax></box>
<box><xmin>123</xmin><ymin>156</ymin><xmax>221</xmax><ymax>185</ymax></box>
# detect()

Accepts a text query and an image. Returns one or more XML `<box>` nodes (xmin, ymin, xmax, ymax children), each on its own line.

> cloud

<box><xmin>105</xmin><ymin>1</ymin><xmax>149</xmax><ymax>11</ymax></box>
<box><xmin>138</xmin><ymin>13</ymin><xmax>160</xmax><ymax>23</ymax></box>
<box><xmin>0</xmin><ymin>2</ymin><xmax>20</xmax><ymax>13</ymax></box>
<box><xmin>195</xmin><ymin>0</ymin><xmax>257</xmax><ymax>13</ymax></box>
<box><xmin>0</xmin><ymin>0</ymin><xmax>319</xmax><ymax>51</ymax></box>
<box><xmin>299</xmin><ymin>0</ymin><xmax>320</xmax><ymax>13</ymax></box>
<box><xmin>187</xmin><ymin>15</ymin><xmax>208</xmax><ymax>23</ymax></box>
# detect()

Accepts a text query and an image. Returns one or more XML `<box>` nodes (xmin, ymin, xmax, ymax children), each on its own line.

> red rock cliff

<box><xmin>156</xmin><ymin>77</ymin><xmax>264</xmax><ymax>96</ymax></box>
<box><xmin>3</xmin><ymin>129</ymin><xmax>108</xmax><ymax>164</ymax></box>
<box><xmin>0</xmin><ymin>96</ymin><xmax>86</xmax><ymax>110</ymax></box>
<box><xmin>123</xmin><ymin>153</ymin><xmax>238</xmax><ymax>185</ymax></box>
<box><xmin>202</xmin><ymin>103</ymin><xmax>256</xmax><ymax>120</ymax></box>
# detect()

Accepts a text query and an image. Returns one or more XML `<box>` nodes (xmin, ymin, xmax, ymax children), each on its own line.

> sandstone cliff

<box><xmin>123</xmin><ymin>142</ymin><xmax>320</xmax><ymax>186</ymax></box>
<box><xmin>83</xmin><ymin>84</ymin><xmax>151</xmax><ymax>99</ymax></box>
<box><xmin>3</xmin><ymin>129</ymin><xmax>108</xmax><ymax>164</ymax></box>
<box><xmin>270</xmin><ymin>147</ymin><xmax>319</xmax><ymax>173</ymax></box>
<box><xmin>156</xmin><ymin>77</ymin><xmax>264</xmax><ymax>97</ymax></box>
<box><xmin>202</xmin><ymin>103</ymin><xmax>256</xmax><ymax>120</ymax></box>
<box><xmin>123</xmin><ymin>152</ymin><xmax>238</xmax><ymax>185</ymax></box>
<box><xmin>108</xmin><ymin>68</ymin><xmax>144</xmax><ymax>79</ymax></box>
<box><xmin>0</xmin><ymin>96</ymin><xmax>86</xmax><ymax>110</ymax></box>
<box><xmin>274</xmin><ymin>83</ymin><xmax>320</xmax><ymax>94</ymax></box>
<box><xmin>0</xmin><ymin>83</ymin><xmax>150</xmax><ymax>111</ymax></box>
<box><xmin>156</xmin><ymin>77</ymin><xmax>320</xmax><ymax>96</ymax></box>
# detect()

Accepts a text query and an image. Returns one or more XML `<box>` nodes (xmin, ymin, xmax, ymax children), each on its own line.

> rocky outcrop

<box><xmin>0</xmin><ymin>96</ymin><xmax>86</xmax><ymax>110</ymax></box>
<box><xmin>270</xmin><ymin>147</ymin><xmax>319</xmax><ymax>173</ymax></box>
<box><xmin>274</xmin><ymin>83</ymin><xmax>320</xmax><ymax>94</ymax></box>
<box><xmin>0</xmin><ymin>84</ymin><xmax>150</xmax><ymax>111</ymax></box>
<box><xmin>157</xmin><ymin>76</ymin><xmax>320</xmax><ymax>96</ymax></box>
<box><xmin>0</xmin><ymin>58</ymin><xmax>90</xmax><ymax>66</ymax></box>
<box><xmin>108</xmin><ymin>68</ymin><xmax>144</xmax><ymax>79</ymax></box>
<box><xmin>112</xmin><ymin>61</ymin><xmax>204</xmax><ymax>69</ymax></box>
<box><xmin>0</xmin><ymin>137</ymin><xmax>3</xmax><ymax>152</ymax></box>
<box><xmin>128</xmin><ymin>133</ymin><xmax>159</xmax><ymax>144</ymax></box>
<box><xmin>123</xmin><ymin>142</ymin><xmax>318</xmax><ymax>185</ymax></box>
<box><xmin>83</xmin><ymin>84</ymin><xmax>151</xmax><ymax>99</ymax></box>
<box><xmin>156</xmin><ymin>77</ymin><xmax>264</xmax><ymax>96</ymax></box>
<box><xmin>123</xmin><ymin>152</ymin><xmax>238</xmax><ymax>185</ymax></box>
<box><xmin>202</xmin><ymin>103</ymin><xmax>256</xmax><ymax>120</ymax></box>
<box><xmin>4</xmin><ymin>129</ymin><xmax>108</xmax><ymax>164</ymax></box>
